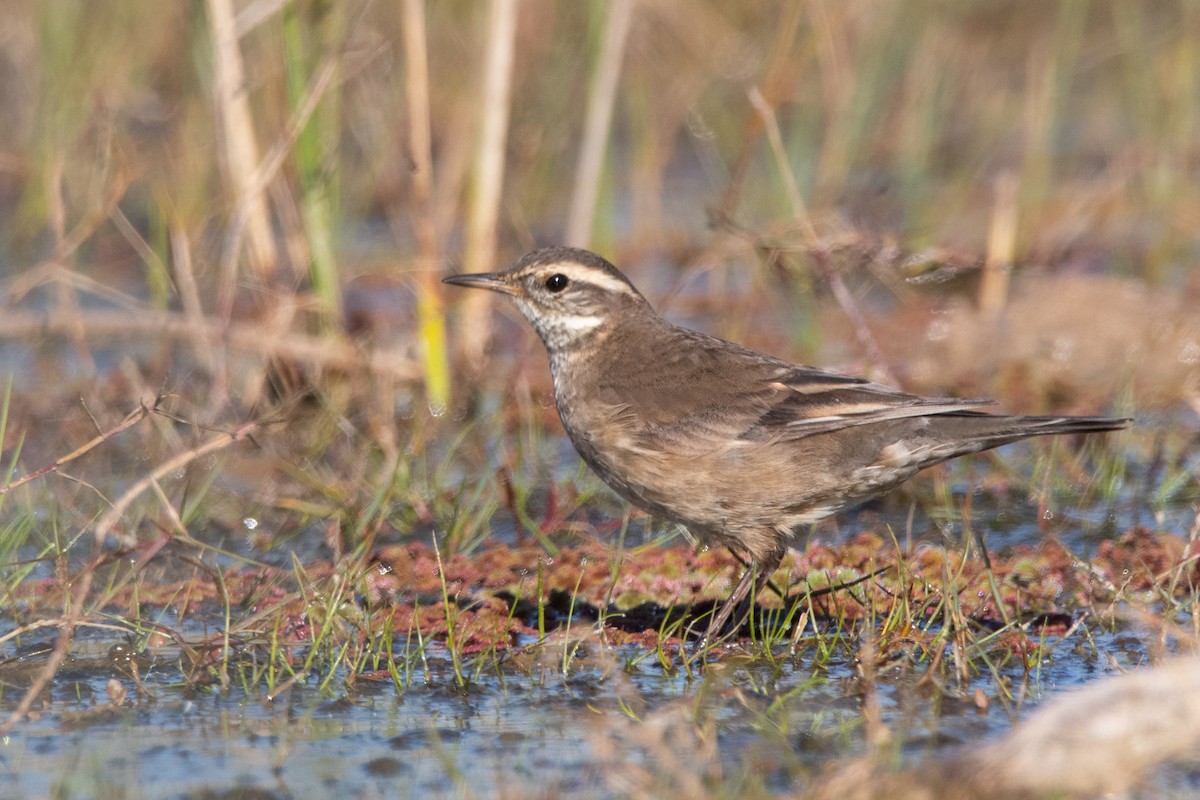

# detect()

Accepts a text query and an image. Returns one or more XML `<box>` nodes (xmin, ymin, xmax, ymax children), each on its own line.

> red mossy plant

<box><xmin>10</xmin><ymin>527</ymin><xmax>1194</xmax><ymax>657</ymax></box>
<box><xmin>1092</xmin><ymin>527</ymin><xmax>1200</xmax><ymax>592</ymax></box>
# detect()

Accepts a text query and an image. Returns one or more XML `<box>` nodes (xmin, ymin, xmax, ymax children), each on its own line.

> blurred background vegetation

<box><xmin>3</xmin><ymin>1</ymin><xmax>1197</xmax><ymax>349</ymax></box>
<box><xmin>0</xmin><ymin>0</ymin><xmax>1195</xmax><ymax>542</ymax></box>
<box><xmin>1</xmin><ymin>5</ymin><xmax>1198</xmax><ymax>783</ymax></box>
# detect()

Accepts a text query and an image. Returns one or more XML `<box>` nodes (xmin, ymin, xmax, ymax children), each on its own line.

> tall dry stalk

<box><xmin>979</xmin><ymin>172</ymin><xmax>1018</xmax><ymax>319</ymax></box>
<box><xmin>458</xmin><ymin>0</ymin><xmax>520</xmax><ymax>366</ymax></box>
<box><xmin>713</xmin><ymin>1</ymin><xmax>804</xmax><ymax>221</ymax></box>
<box><xmin>565</xmin><ymin>0</ymin><xmax>636</xmax><ymax>249</ymax></box>
<box><xmin>750</xmin><ymin>87</ymin><xmax>897</xmax><ymax>385</ymax></box>
<box><xmin>207</xmin><ymin>0</ymin><xmax>279</xmax><ymax>279</ymax></box>
<box><xmin>403</xmin><ymin>0</ymin><xmax>451</xmax><ymax>413</ymax></box>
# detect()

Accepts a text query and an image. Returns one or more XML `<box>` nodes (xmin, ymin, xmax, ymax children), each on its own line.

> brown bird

<box><xmin>444</xmin><ymin>247</ymin><xmax>1129</xmax><ymax>643</ymax></box>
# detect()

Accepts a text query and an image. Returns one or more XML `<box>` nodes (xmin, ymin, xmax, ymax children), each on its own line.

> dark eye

<box><xmin>545</xmin><ymin>273</ymin><xmax>569</xmax><ymax>293</ymax></box>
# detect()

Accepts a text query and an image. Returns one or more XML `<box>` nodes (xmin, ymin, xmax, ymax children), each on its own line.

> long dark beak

<box><xmin>442</xmin><ymin>272</ymin><xmax>518</xmax><ymax>295</ymax></box>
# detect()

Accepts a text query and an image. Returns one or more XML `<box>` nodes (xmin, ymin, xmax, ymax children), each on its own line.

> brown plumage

<box><xmin>445</xmin><ymin>247</ymin><xmax>1129</xmax><ymax>642</ymax></box>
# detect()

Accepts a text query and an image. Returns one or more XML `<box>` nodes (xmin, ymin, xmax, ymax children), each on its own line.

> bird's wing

<box><xmin>614</xmin><ymin>329</ymin><xmax>995</xmax><ymax>444</ymax></box>
<box><xmin>748</xmin><ymin>364</ymin><xmax>996</xmax><ymax>440</ymax></box>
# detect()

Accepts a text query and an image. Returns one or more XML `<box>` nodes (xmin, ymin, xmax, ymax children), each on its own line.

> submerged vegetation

<box><xmin>0</xmin><ymin>0</ymin><xmax>1198</xmax><ymax>797</ymax></box>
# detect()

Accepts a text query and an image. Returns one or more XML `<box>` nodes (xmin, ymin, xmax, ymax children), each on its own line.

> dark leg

<box><xmin>698</xmin><ymin>548</ymin><xmax>784</xmax><ymax>648</ymax></box>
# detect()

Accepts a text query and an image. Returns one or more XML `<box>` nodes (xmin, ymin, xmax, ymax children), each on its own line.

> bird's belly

<box><xmin>550</xmin><ymin>377</ymin><xmax>912</xmax><ymax>550</ymax></box>
<box><xmin>560</xmin><ymin>413</ymin><xmax>839</xmax><ymax>541</ymax></box>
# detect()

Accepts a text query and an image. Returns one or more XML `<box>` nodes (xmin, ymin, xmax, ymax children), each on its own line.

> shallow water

<box><xmin>1</xmin><ymin>404</ymin><xmax>1195</xmax><ymax>798</ymax></box>
<box><xmin>0</xmin><ymin>592</ymin><xmax>1187</xmax><ymax>800</ymax></box>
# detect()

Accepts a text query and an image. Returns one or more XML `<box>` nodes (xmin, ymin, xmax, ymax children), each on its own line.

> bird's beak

<box><xmin>442</xmin><ymin>272</ymin><xmax>519</xmax><ymax>296</ymax></box>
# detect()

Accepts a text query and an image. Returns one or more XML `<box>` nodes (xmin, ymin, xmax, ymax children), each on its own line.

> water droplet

<box><xmin>1051</xmin><ymin>336</ymin><xmax>1076</xmax><ymax>363</ymax></box>
<box><xmin>1042</xmin><ymin>510</ymin><xmax>1054</xmax><ymax>521</ymax></box>
<box><xmin>243</xmin><ymin>517</ymin><xmax>258</xmax><ymax>530</ymax></box>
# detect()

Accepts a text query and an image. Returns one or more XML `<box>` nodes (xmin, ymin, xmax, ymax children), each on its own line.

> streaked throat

<box><xmin>537</xmin><ymin>312</ymin><xmax>607</xmax><ymax>351</ymax></box>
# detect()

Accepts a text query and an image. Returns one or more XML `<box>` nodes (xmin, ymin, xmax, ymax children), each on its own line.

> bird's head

<box><xmin>443</xmin><ymin>247</ymin><xmax>652</xmax><ymax>352</ymax></box>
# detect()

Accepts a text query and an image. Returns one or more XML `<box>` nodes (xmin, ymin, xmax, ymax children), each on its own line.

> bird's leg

<box><xmin>698</xmin><ymin>547</ymin><xmax>784</xmax><ymax>649</ymax></box>
<box><xmin>726</xmin><ymin>548</ymin><xmax>790</xmax><ymax>602</ymax></box>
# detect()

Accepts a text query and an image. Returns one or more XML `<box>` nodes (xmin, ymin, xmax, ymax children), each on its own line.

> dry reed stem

<box><xmin>0</xmin><ymin>579</ymin><xmax>103</xmax><ymax>736</ymax></box>
<box><xmin>46</xmin><ymin>155</ymin><xmax>95</xmax><ymax>377</ymax></box>
<box><xmin>403</xmin><ymin>0</ymin><xmax>451</xmax><ymax>413</ymax></box>
<box><xmin>749</xmin><ymin>86</ymin><xmax>898</xmax><ymax>385</ymax></box>
<box><xmin>4</xmin><ymin>262</ymin><xmax>140</xmax><ymax>314</ymax></box>
<box><xmin>234</xmin><ymin>0</ymin><xmax>290</xmax><ymax>37</ymax></box>
<box><xmin>0</xmin><ymin>620</ymin><xmax>134</xmax><ymax>651</ymax></box>
<box><xmin>169</xmin><ymin>223</ymin><xmax>217</xmax><ymax>374</ymax></box>
<box><xmin>0</xmin><ymin>401</ymin><xmax>153</xmax><ymax>496</ymax></box>
<box><xmin>215</xmin><ymin>55</ymin><xmax>339</xmax><ymax>320</ymax></box>
<box><xmin>109</xmin><ymin>206</ymin><xmax>168</xmax><ymax>293</ymax></box>
<box><xmin>565</xmin><ymin>0</ymin><xmax>636</xmax><ymax>249</ymax></box>
<box><xmin>94</xmin><ymin>417</ymin><xmax>265</xmax><ymax>547</ymax></box>
<box><xmin>458</xmin><ymin>0</ymin><xmax>519</xmax><ymax>366</ymax></box>
<box><xmin>748</xmin><ymin>86</ymin><xmax>816</xmax><ymax>241</ymax></box>
<box><xmin>713</xmin><ymin>1</ymin><xmax>804</xmax><ymax>221</ymax></box>
<box><xmin>39</xmin><ymin>160</ymin><xmax>133</xmax><ymax>266</ymax></box>
<box><xmin>403</xmin><ymin>0</ymin><xmax>437</xmax><ymax>257</ymax></box>
<box><xmin>0</xmin><ymin>308</ymin><xmax>421</xmax><ymax>382</ymax></box>
<box><xmin>979</xmin><ymin>172</ymin><xmax>1018</xmax><ymax>319</ymax></box>
<box><xmin>431</xmin><ymin>100</ymin><xmax>476</xmax><ymax>247</ymax></box>
<box><xmin>207</xmin><ymin>0</ymin><xmax>279</xmax><ymax>280</ymax></box>
<box><xmin>150</xmin><ymin>478</ymin><xmax>190</xmax><ymax>539</ymax></box>
<box><xmin>809</xmin><ymin>0</ymin><xmax>859</xmax><ymax>195</ymax></box>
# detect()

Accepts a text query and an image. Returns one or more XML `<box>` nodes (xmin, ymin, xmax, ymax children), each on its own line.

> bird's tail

<box><xmin>899</xmin><ymin>412</ymin><xmax>1129</xmax><ymax>470</ymax></box>
<box><xmin>940</xmin><ymin>413</ymin><xmax>1130</xmax><ymax>457</ymax></box>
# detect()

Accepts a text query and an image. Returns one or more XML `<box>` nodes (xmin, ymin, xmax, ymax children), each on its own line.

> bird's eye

<box><xmin>545</xmin><ymin>273</ymin><xmax>569</xmax><ymax>293</ymax></box>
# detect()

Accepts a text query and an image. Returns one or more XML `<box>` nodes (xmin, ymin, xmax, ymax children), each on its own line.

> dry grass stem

<box><xmin>0</xmin><ymin>401</ymin><xmax>153</xmax><ymax>496</ymax></box>
<box><xmin>565</xmin><ymin>0</ymin><xmax>636</xmax><ymax>248</ymax></box>
<box><xmin>403</xmin><ymin>0</ymin><xmax>437</xmax><ymax>257</ymax></box>
<box><xmin>750</xmin><ymin>85</ymin><xmax>898</xmax><ymax>385</ymax></box>
<box><xmin>713</xmin><ymin>1</ymin><xmax>804</xmax><ymax>220</ymax></box>
<box><xmin>0</xmin><ymin>308</ymin><xmax>421</xmax><ymax>383</ymax></box>
<box><xmin>94</xmin><ymin>417</ymin><xmax>265</xmax><ymax>547</ymax></box>
<box><xmin>459</xmin><ymin>0</ymin><xmax>520</xmax><ymax>365</ymax></box>
<box><xmin>169</xmin><ymin>223</ymin><xmax>218</xmax><ymax>375</ymax></box>
<box><xmin>234</xmin><ymin>0</ymin><xmax>290</xmax><ymax>38</ymax></box>
<box><xmin>403</xmin><ymin>0</ymin><xmax>451</xmax><ymax>412</ymax></box>
<box><xmin>0</xmin><ymin>580</ymin><xmax>99</xmax><ymax>737</ymax></box>
<box><xmin>979</xmin><ymin>172</ymin><xmax>1018</xmax><ymax>319</ymax></box>
<box><xmin>206</xmin><ymin>0</ymin><xmax>279</xmax><ymax>279</ymax></box>
<box><xmin>216</xmin><ymin>55</ymin><xmax>339</xmax><ymax>319</ymax></box>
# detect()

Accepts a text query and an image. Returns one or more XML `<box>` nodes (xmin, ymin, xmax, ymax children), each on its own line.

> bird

<box><xmin>443</xmin><ymin>247</ymin><xmax>1129</xmax><ymax>645</ymax></box>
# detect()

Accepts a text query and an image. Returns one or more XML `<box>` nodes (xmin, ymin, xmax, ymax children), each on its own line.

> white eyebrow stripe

<box><xmin>551</xmin><ymin>264</ymin><xmax>638</xmax><ymax>296</ymax></box>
